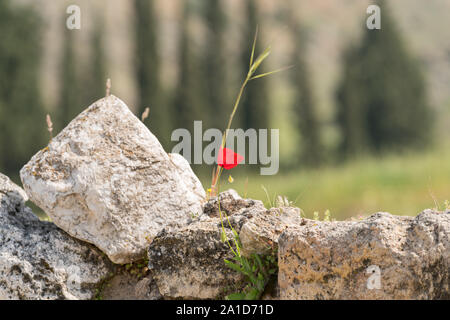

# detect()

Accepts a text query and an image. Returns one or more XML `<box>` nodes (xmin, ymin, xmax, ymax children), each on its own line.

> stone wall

<box><xmin>1</xmin><ymin>96</ymin><xmax>448</xmax><ymax>300</ymax></box>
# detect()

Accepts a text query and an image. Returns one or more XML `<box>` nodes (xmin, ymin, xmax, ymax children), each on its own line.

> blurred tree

<box><xmin>58</xmin><ymin>21</ymin><xmax>82</xmax><ymax>131</ymax></box>
<box><xmin>134</xmin><ymin>0</ymin><xmax>169</xmax><ymax>147</ymax></box>
<box><xmin>291</xmin><ymin>22</ymin><xmax>322</xmax><ymax>166</ymax></box>
<box><xmin>240</xmin><ymin>0</ymin><xmax>269</xmax><ymax>131</ymax></box>
<box><xmin>0</xmin><ymin>1</ymin><xmax>47</xmax><ymax>179</ymax></box>
<box><xmin>173</xmin><ymin>2</ymin><xmax>206</xmax><ymax>131</ymax></box>
<box><xmin>337</xmin><ymin>0</ymin><xmax>432</xmax><ymax>156</ymax></box>
<box><xmin>203</xmin><ymin>0</ymin><xmax>228</xmax><ymax>130</ymax></box>
<box><xmin>336</xmin><ymin>44</ymin><xmax>369</xmax><ymax>155</ymax></box>
<box><xmin>83</xmin><ymin>16</ymin><xmax>107</xmax><ymax>106</ymax></box>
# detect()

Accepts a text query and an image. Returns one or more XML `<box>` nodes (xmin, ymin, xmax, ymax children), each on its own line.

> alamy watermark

<box><xmin>66</xmin><ymin>5</ymin><xmax>81</xmax><ymax>30</ymax></box>
<box><xmin>367</xmin><ymin>5</ymin><xmax>381</xmax><ymax>30</ymax></box>
<box><xmin>171</xmin><ymin>121</ymin><xmax>279</xmax><ymax>175</ymax></box>
<box><xmin>65</xmin><ymin>4</ymin><xmax>381</xmax><ymax>31</ymax></box>
<box><xmin>366</xmin><ymin>265</ymin><xmax>381</xmax><ymax>290</ymax></box>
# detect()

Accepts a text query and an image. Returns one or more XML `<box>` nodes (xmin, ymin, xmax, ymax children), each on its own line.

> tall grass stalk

<box><xmin>46</xmin><ymin>114</ymin><xmax>53</xmax><ymax>141</ymax></box>
<box><xmin>211</xmin><ymin>28</ymin><xmax>288</xmax><ymax>299</ymax></box>
<box><xmin>209</xmin><ymin>28</ymin><xmax>289</xmax><ymax>197</ymax></box>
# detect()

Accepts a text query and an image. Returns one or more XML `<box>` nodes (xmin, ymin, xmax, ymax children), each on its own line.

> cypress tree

<box><xmin>336</xmin><ymin>0</ymin><xmax>432</xmax><ymax>155</ymax></box>
<box><xmin>173</xmin><ymin>2</ymin><xmax>205</xmax><ymax>131</ymax></box>
<box><xmin>83</xmin><ymin>16</ymin><xmax>107</xmax><ymax>106</ymax></box>
<box><xmin>134</xmin><ymin>0</ymin><xmax>169</xmax><ymax>146</ymax></box>
<box><xmin>240</xmin><ymin>0</ymin><xmax>269</xmax><ymax>131</ymax></box>
<box><xmin>58</xmin><ymin>21</ymin><xmax>81</xmax><ymax>130</ymax></box>
<box><xmin>336</xmin><ymin>44</ymin><xmax>369</xmax><ymax>155</ymax></box>
<box><xmin>0</xmin><ymin>1</ymin><xmax>47</xmax><ymax>179</ymax></box>
<box><xmin>291</xmin><ymin>23</ymin><xmax>322</xmax><ymax>166</ymax></box>
<box><xmin>203</xmin><ymin>0</ymin><xmax>228</xmax><ymax>130</ymax></box>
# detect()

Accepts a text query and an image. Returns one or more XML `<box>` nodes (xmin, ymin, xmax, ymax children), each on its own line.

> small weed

<box><xmin>313</xmin><ymin>211</ymin><xmax>319</xmax><ymax>221</ymax></box>
<box><xmin>190</xmin><ymin>211</ymin><xmax>199</xmax><ymax>219</ymax></box>
<box><xmin>224</xmin><ymin>251</ymin><xmax>277</xmax><ymax>300</ymax></box>
<box><xmin>275</xmin><ymin>195</ymin><xmax>293</xmax><ymax>208</ymax></box>
<box><xmin>261</xmin><ymin>185</ymin><xmax>302</xmax><ymax>216</ymax></box>
<box><xmin>312</xmin><ymin>209</ymin><xmax>332</xmax><ymax>221</ymax></box>
<box><xmin>141</xmin><ymin>107</ymin><xmax>150</xmax><ymax>122</ymax></box>
<box><xmin>324</xmin><ymin>209</ymin><xmax>331</xmax><ymax>222</ymax></box>
<box><xmin>444</xmin><ymin>200</ymin><xmax>450</xmax><ymax>211</ymax></box>
<box><xmin>121</xmin><ymin>258</ymin><xmax>149</xmax><ymax>279</ymax></box>
<box><xmin>217</xmin><ymin>181</ymin><xmax>278</xmax><ymax>299</ymax></box>
<box><xmin>105</xmin><ymin>78</ymin><xmax>111</xmax><ymax>97</ymax></box>
<box><xmin>93</xmin><ymin>271</ymin><xmax>115</xmax><ymax>300</ymax></box>
<box><xmin>45</xmin><ymin>114</ymin><xmax>53</xmax><ymax>141</ymax></box>
<box><xmin>218</xmin><ymin>204</ymin><xmax>277</xmax><ymax>300</ymax></box>
<box><xmin>350</xmin><ymin>214</ymin><xmax>366</xmax><ymax>221</ymax></box>
<box><xmin>261</xmin><ymin>185</ymin><xmax>273</xmax><ymax>208</ymax></box>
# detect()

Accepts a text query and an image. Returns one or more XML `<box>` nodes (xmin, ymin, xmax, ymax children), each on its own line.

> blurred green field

<box><xmin>31</xmin><ymin>146</ymin><xmax>450</xmax><ymax>222</ymax></box>
<box><xmin>200</xmin><ymin>147</ymin><xmax>450</xmax><ymax>221</ymax></box>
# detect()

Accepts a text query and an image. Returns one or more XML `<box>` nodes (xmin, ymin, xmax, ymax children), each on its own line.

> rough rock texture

<box><xmin>0</xmin><ymin>172</ymin><xmax>29</xmax><ymax>210</ymax></box>
<box><xmin>240</xmin><ymin>206</ymin><xmax>302</xmax><ymax>257</ymax></box>
<box><xmin>20</xmin><ymin>95</ymin><xmax>205</xmax><ymax>264</ymax></box>
<box><xmin>147</xmin><ymin>190</ymin><xmax>300</xmax><ymax>299</ymax></box>
<box><xmin>203</xmin><ymin>189</ymin><xmax>265</xmax><ymax>219</ymax></box>
<box><xmin>203</xmin><ymin>190</ymin><xmax>302</xmax><ymax>257</ymax></box>
<box><xmin>102</xmin><ymin>273</ymin><xmax>161</xmax><ymax>300</ymax></box>
<box><xmin>278</xmin><ymin>211</ymin><xmax>450</xmax><ymax>300</ymax></box>
<box><xmin>148</xmin><ymin>219</ymin><xmax>245</xmax><ymax>299</ymax></box>
<box><xmin>0</xmin><ymin>173</ymin><xmax>113</xmax><ymax>300</ymax></box>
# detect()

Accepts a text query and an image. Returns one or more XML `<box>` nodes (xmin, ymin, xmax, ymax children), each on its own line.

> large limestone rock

<box><xmin>0</xmin><ymin>173</ymin><xmax>113</xmax><ymax>300</ymax></box>
<box><xmin>20</xmin><ymin>95</ymin><xmax>205</xmax><ymax>264</ymax></box>
<box><xmin>278</xmin><ymin>211</ymin><xmax>450</xmax><ymax>300</ymax></box>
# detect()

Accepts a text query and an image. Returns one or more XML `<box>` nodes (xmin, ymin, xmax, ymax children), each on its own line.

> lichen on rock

<box><xmin>147</xmin><ymin>190</ymin><xmax>301</xmax><ymax>299</ymax></box>
<box><xmin>278</xmin><ymin>210</ymin><xmax>450</xmax><ymax>300</ymax></box>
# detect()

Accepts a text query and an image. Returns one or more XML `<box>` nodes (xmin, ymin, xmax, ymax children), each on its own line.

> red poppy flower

<box><xmin>217</xmin><ymin>148</ymin><xmax>244</xmax><ymax>170</ymax></box>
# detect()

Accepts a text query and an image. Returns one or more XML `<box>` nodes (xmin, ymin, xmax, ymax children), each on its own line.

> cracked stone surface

<box><xmin>0</xmin><ymin>172</ymin><xmax>113</xmax><ymax>300</ymax></box>
<box><xmin>147</xmin><ymin>190</ymin><xmax>301</xmax><ymax>299</ymax></box>
<box><xmin>239</xmin><ymin>206</ymin><xmax>302</xmax><ymax>257</ymax></box>
<box><xmin>148</xmin><ymin>218</ymin><xmax>245</xmax><ymax>299</ymax></box>
<box><xmin>20</xmin><ymin>95</ymin><xmax>205</xmax><ymax>264</ymax></box>
<box><xmin>278</xmin><ymin>210</ymin><xmax>450</xmax><ymax>300</ymax></box>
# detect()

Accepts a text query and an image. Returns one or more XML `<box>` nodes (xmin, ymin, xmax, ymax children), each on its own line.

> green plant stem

<box><xmin>210</xmin><ymin>28</ymin><xmax>286</xmax><ymax>300</ymax></box>
<box><xmin>211</xmin><ymin>77</ymin><xmax>250</xmax><ymax>196</ymax></box>
<box><xmin>222</xmin><ymin>77</ymin><xmax>250</xmax><ymax>147</ymax></box>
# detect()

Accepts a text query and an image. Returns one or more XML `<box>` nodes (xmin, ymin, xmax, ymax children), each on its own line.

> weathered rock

<box><xmin>147</xmin><ymin>190</ymin><xmax>301</xmax><ymax>299</ymax></box>
<box><xmin>240</xmin><ymin>206</ymin><xmax>302</xmax><ymax>257</ymax></box>
<box><xmin>0</xmin><ymin>173</ymin><xmax>113</xmax><ymax>300</ymax></box>
<box><xmin>102</xmin><ymin>273</ymin><xmax>161</xmax><ymax>300</ymax></box>
<box><xmin>0</xmin><ymin>172</ymin><xmax>29</xmax><ymax>210</ymax></box>
<box><xmin>203</xmin><ymin>189</ymin><xmax>265</xmax><ymax>218</ymax></box>
<box><xmin>278</xmin><ymin>211</ymin><xmax>450</xmax><ymax>300</ymax></box>
<box><xmin>203</xmin><ymin>189</ymin><xmax>302</xmax><ymax>257</ymax></box>
<box><xmin>169</xmin><ymin>153</ymin><xmax>206</xmax><ymax>207</ymax></box>
<box><xmin>20</xmin><ymin>95</ymin><xmax>205</xmax><ymax>264</ymax></box>
<box><xmin>147</xmin><ymin>190</ymin><xmax>265</xmax><ymax>299</ymax></box>
<box><xmin>148</xmin><ymin>219</ymin><xmax>245</xmax><ymax>299</ymax></box>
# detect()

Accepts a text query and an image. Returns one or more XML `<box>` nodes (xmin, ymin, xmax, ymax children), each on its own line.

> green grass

<box><xmin>29</xmin><ymin>146</ymin><xmax>450</xmax><ymax>222</ymax></box>
<box><xmin>201</xmin><ymin>147</ymin><xmax>450</xmax><ymax>221</ymax></box>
